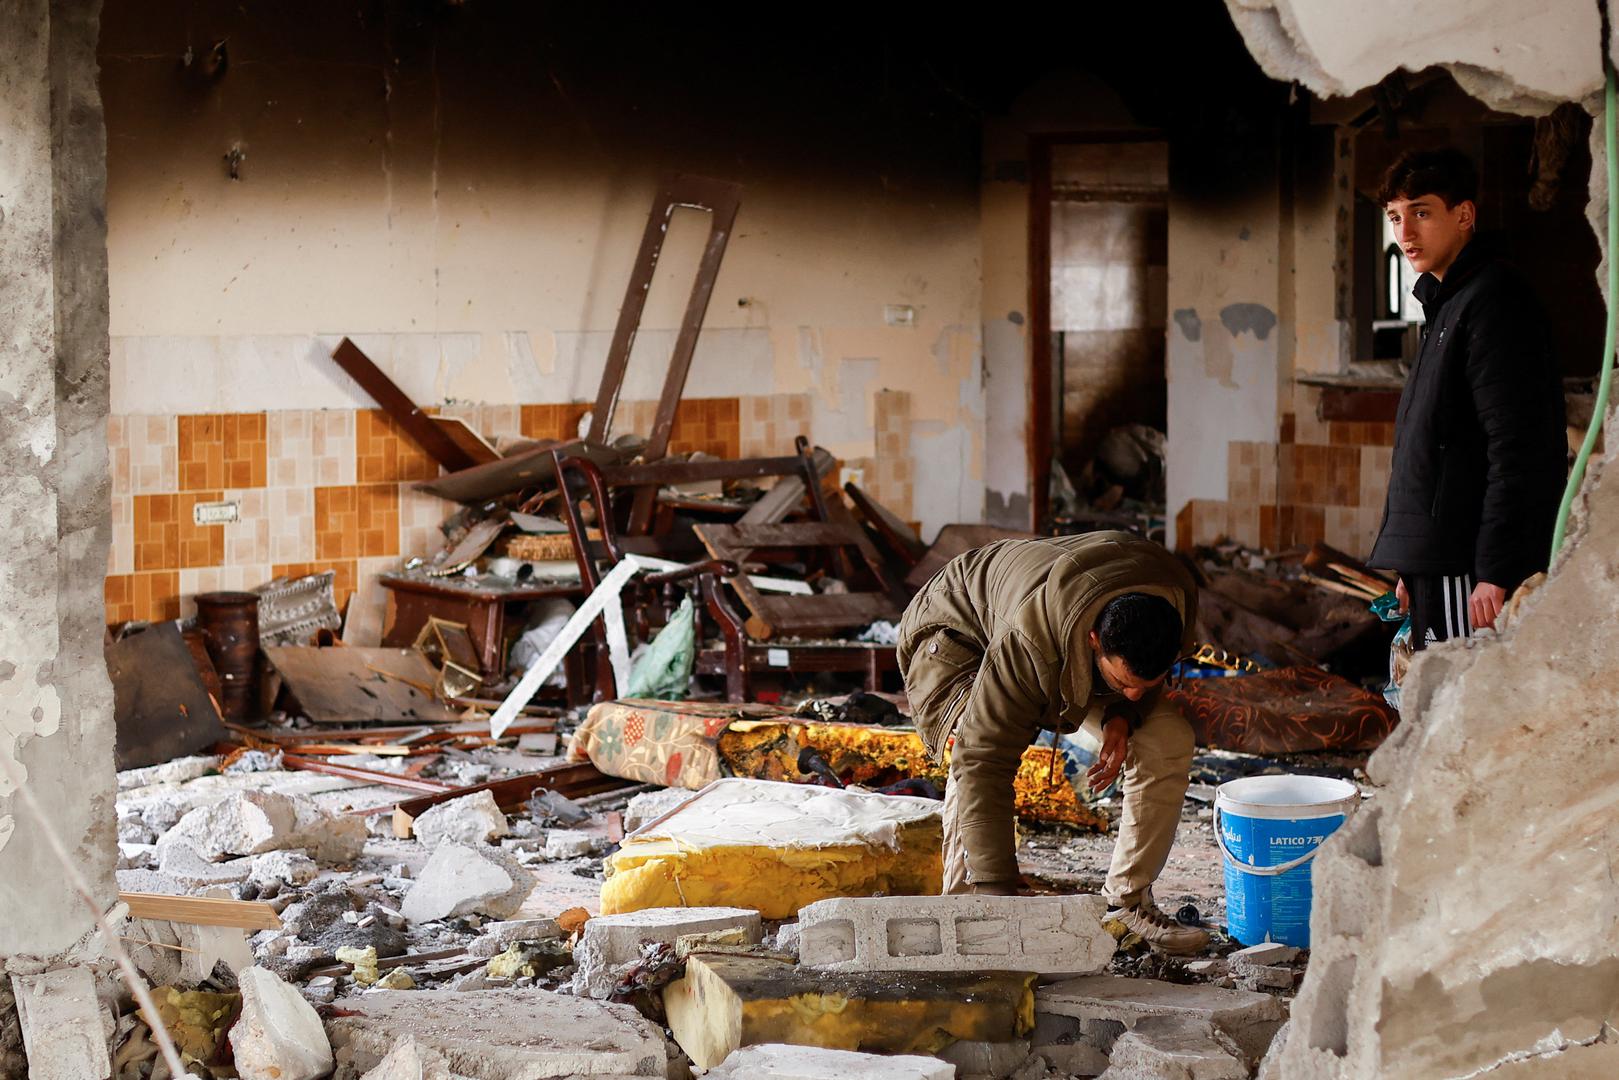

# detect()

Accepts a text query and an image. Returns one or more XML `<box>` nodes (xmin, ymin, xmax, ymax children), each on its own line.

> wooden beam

<box><xmin>120</xmin><ymin>892</ymin><xmax>282</xmax><ymax>930</ymax></box>
<box><xmin>331</xmin><ymin>337</ymin><xmax>479</xmax><ymax>472</ymax></box>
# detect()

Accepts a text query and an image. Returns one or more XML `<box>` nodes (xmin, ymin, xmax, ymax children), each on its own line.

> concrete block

<box><xmin>466</xmin><ymin>918</ymin><xmax>562</xmax><ymax>958</ymax></box>
<box><xmin>250</xmin><ymin>849</ymin><xmax>318</xmax><ymax>887</ymax></box>
<box><xmin>798</xmin><ymin>893</ymin><xmax>1115</xmax><ymax>975</ymax></box>
<box><xmin>401</xmin><ymin>843</ymin><xmax>533</xmax><ymax>924</ymax></box>
<box><xmin>1097</xmin><ymin>1016</ymin><xmax>1247</xmax><ymax>1080</ymax></box>
<box><xmin>573</xmin><ymin>906</ymin><xmax>762</xmax><ymax>998</ymax></box>
<box><xmin>1229</xmin><ymin>943</ymin><xmax>1297</xmax><ymax>967</ymax></box>
<box><xmin>233</xmin><ymin>966</ymin><xmax>335</xmax><ymax>1080</ymax></box>
<box><xmin>936</xmin><ymin>1038</ymin><xmax>1032</xmax><ymax>1077</ymax></box>
<box><xmin>325</xmin><ymin>989</ymin><xmax>668</xmax><ymax>1077</ymax></box>
<box><xmin>1184</xmin><ymin>960</ymin><xmax>1227</xmax><ymax>978</ymax></box>
<box><xmin>705</xmin><ymin>1044</ymin><xmax>956</xmax><ymax>1079</ymax></box>
<box><xmin>10</xmin><ymin>969</ymin><xmax>111</xmax><ymax>1080</ymax></box>
<box><xmin>1037</xmin><ymin>975</ymin><xmax>1284</xmax><ymax>1062</ymax></box>
<box><xmin>412</xmin><ymin>790</ymin><xmax>509</xmax><ymax>849</ymax></box>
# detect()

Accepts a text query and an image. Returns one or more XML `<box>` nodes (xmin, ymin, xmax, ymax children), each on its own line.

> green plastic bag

<box><xmin>624</xmin><ymin>595</ymin><xmax>696</xmax><ymax>700</ymax></box>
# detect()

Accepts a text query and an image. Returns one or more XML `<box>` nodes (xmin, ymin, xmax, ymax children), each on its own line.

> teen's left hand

<box><xmin>1470</xmin><ymin>581</ymin><xmax>1506</xmax><ymax>630</ymax></box>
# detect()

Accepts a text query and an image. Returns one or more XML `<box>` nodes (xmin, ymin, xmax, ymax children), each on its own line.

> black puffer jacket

<box><xmin>1368</xmin><ymin>237</ymin><xmax>1567</xmax><ymax>588</ymax></box>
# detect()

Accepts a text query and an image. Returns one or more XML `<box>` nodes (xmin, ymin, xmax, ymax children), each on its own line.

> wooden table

<box><xmin>379</xmin><ymin>573</ymin><xmax>588</xmax><ymax>697</ymax></box>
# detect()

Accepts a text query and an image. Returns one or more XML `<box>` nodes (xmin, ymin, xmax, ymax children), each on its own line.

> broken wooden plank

<box><xmin>433</xmin><ymin>414</ymin><xmax>499</xmax><ymax>466</ymax></box>
<box><xmin>738</xmin><ymin>447</ymin><xmax>837</xmax><ymax>525</ymax></box>
<box><xmin>120</xmin><ymin>892</ymin><xmax>282</xmax><ymax>931</ymax></box>
<box><xmin>263</xmin><ymin>646</ymin><xmax>459</xmax><ymax>725</ymax></box>
<box><xmin>844</xmin><ymin>482</ymin><xmax>927</xmax><ymax>567</ymax></box>
<box><xmin>280</xmin><ymin>754</ymin><xmax>453</xmax><ymax>793</ymax></box>
<box><xmin>331</xmin><ymin>337</ymin><xmax>479</xmax><ymax>473</ymax></box>
<box><xmin>414</xmin><ymin>438</ymin><xmax>625</xmax><ymax>504</ymax></box>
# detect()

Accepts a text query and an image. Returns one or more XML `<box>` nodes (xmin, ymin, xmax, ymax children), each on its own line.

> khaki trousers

<box><xmin>942</xmin><ymin>695</ymin><xmax>1194</xmax><ymax>907</ymax></box>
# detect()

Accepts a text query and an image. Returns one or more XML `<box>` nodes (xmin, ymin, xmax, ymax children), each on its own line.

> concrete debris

<box><xmin>325</xmin><ymin>989</ymin><xmax>669</xmax><ymax>1078</ymax></box>
<box><xmin>158</xmin><ymin>841</ymin><xmax>256</xmax><ymax>887</ymax></box>
<box><xmin>156</xmin><ymin>789</ymin><xmax>365</xmax><ymax>864</ymax></box>
<box><xmin>798</xmin><ymin>893</ymin><xmax>1115</xmax><ymax>975</ymax></box>
<box><xmin>10</xmin><ymin>968</ymin><xmax>112</xmax><ymax>1080</ymax></box>
<box><xmin>1097</xmin><ymin>1016</ymin><xmax>1248</xmax><ymax>1080</ymax></box>
<box><xmin>1037</xmin><ymin>975</ymin><xmax>1284</xmax><ymax>1063</ymax></box>
<box><xmin>233</xmin><ymin>966</ymin><xmax>335</xmax><ymax>1080</ymax></box>
<box><xmin>1235</xmin><ymin>964</ymin><xmax>1294</xmax><ymax>992</ymax></box>
<box><xmin>466</xmin><ymin>918</ymin><xmax>562</xmax><ymax>958</ymax></box>
<box><xmin>358</xmin><ymin>1036</ymin><xmax>456</xmax><ymax>1080</ymax></box>
<box><xmin>1184</xmin><ymin>960</ymin><xmax>1228</xmax><ymax>978</ymax></box>
<box><xmin>1229</xmin><ymin>943</ymin><xmax>1297</xmax><ymax>967</ymax></box>
<box><xmin>117</xmin><ymin>754</ymin><xmax>221</xmax><ymax>791</ymax></box>
<box><xmin>936</xmin><ymin>1038</ymin><xmax>1034</xmax><ymax>1077</ymax></box>
<box><xmin>1038</xmin><ymin>1041</ymin><xmax>1110</xmax><ymax>1077</ymax></box>
<box><xmin>542</xmin><ymin>827</ymin><xmax>600</xmax><ymax>860</ymax></box>
<box><xmin>572</xmin><ymin>906</ymin><xmax>763</xmax><ymax>998</ymax></box>
<box><xmin>286</xmin><ymin>888</ymin><xmax>411</xmax><ymax>957</ymax></box>
<box><xmin>250</xmin><ymin>849</ymin><xmax>319</xmax><ymax>887</ymax></box>
<box><xmin>400</xmin><ymin>843</ymin><xmax>534</xmax><ymax>924</ymax></box>
<box><xmin>411</xmin><ymin>790</ymin><xmax>510</xmax><ymax>848</ymax></box>
<box><xmin>705</xmin><ymin>1044</ymin><xmax>957</xmax><ymax>1079</ymax></box>
<box><xmin>302</xmin><ymin>976</ymin><xmax>339</xmax><ymax>1005</ymax></box>
<box><xmin>157</xmin><ymin>789</ymin><xmax>298</xmax><ymax>859</ymax></box>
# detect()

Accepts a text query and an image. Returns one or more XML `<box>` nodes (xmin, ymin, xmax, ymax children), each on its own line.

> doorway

<box><xmin>1029</xmin><ymin>135</ymin><xmax>1170</xmax><ymax>532</ymax></box>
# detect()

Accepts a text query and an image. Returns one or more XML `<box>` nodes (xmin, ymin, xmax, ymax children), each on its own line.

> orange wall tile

<box><xmin>356</xmin><ymin>409</ymin><xmax>439</xmax><ymax>484</ymax></box>
<box><xmin>314</xmin><ymin>483</ymin><xmax>399</xmax><ymax>560</ymax></box>
<box><xmin>180</xmin><ymin>413</ymin><xmax>266</xmax><ymax>490</ymax></box>
<box><xmin>106</xmin><ymin>570</ymin><xmax>181</xmax><ymax>624</ymax></box>
<box><xmin>520</xmin><ymin>403</ymin><xmax>592</xmax><ymax>442</ymax></box>
<box><xmin>133</xmin><ymin>493</ymin><xmax>179</xmax><ymax>570</ymax></box>
<box><xmin>177</xmin><ymin>490</ymin><xmax>227</xmax><ymax>568</ymax></box>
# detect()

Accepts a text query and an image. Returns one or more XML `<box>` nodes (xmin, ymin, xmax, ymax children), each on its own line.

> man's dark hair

<box><xmin>1095</xmin><ymin>593</ymin><xmax>1182</xmax><ymax>680</ymax></box>
<box><xmin>1377</xmin><ymin>148</ymin><xmax>1479</xmax><ymax>209</ymax></box>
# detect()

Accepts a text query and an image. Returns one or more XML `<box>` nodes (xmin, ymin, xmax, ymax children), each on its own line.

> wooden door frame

<box><xmin>1026</xmin><ymin>130</ymin><xmax>1167</xmax><ymax>532</ymax></box>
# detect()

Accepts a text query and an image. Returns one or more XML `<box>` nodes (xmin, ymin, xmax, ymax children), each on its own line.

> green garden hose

<box><xmin>1551</xmin><ymin>58</ymin><xmax>1619</xmax><ymax>560</ymax></box>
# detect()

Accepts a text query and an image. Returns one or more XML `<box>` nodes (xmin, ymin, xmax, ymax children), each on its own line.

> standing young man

<box><xmin>1370</xmin><ymin>148</ymin><xmax>1567</xmax><ymax>648</ymax></box>
<box><xmin>897</xmin><ymin>530</ymin><xmax>1208</xmax><ymax>955</ymax></box>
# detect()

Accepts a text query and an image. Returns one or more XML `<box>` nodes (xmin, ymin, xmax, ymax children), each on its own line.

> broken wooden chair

<box><xmin>552</xmin><ymin>446</ymin><xmax>902</xmax><ymax>702</ymax></box>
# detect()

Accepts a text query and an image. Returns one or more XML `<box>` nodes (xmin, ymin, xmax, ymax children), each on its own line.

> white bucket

<box><xmin>1214</xmin><ymin>774</ymin><xmax>1360</xmax><ymax>947</ymax></box>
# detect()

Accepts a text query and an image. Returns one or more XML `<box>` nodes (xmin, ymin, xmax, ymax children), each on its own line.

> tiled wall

<box><xmin>1176</xmin><ymin>404</ymin><xmax>1395</xmax><ymax>557</ymax></box>
<box><xmin>104</xmin><ymin>396</ymin><xmax>804</xmax><ymax>630</ymax></box>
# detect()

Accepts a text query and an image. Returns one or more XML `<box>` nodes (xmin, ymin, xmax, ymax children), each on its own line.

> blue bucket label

<box><xmin>1221</xmin><ymin>809</ymin><xmax>1345</xmax><ymax>948</ymax></box>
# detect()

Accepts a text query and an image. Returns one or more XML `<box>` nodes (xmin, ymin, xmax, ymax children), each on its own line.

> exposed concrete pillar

<box><xmin>0</xmin><ymin>0</ymin><xmax>116</xmax><ymax>977</ymax></box>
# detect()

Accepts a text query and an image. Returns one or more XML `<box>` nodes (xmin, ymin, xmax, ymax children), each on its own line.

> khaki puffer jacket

<box><xmin>897</xmin><ymin>531</ymin><xmax>1196</xmax><ymax>885</ymax></box>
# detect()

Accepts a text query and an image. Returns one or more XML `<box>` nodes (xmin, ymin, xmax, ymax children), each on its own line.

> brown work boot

<box><xmin>1107</xmin><ymin>898</ymin><xmax>1211</xmax><ymax>955</ymax></box>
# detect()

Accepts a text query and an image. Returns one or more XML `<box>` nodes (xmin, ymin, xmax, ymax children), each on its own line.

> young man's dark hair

<box><xmin>1094</xmin><ymin>593</ymin><xmax>1183</xmax><ymax>679</ymax></box>
<box><xmin>1376</xmin><ymin>148</ymin><xmax>1479</xmax><ymax>209</ymax></box>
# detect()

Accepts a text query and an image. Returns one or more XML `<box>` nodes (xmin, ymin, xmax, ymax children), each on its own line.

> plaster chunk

<box><xmin>157</xmin><ymin>790</ymin><xmax>298</xmax><ymax>860</ymax></box>
<box><xmin>358</xmin><ymin>1036</ymin><xmax>457</xmax><ymax>1080</ymax></box>
<box><xmin>400</xmin><ymin>843</ymin><xmax>533</xmax><ymax>924</ymax></box>
<box><xmin>324</xmin><ymin>988</ymin><xmax>668</xmax><ymax>1077</ymax></box>
<box><xmin>233</xmin><ymin>966</ymin><xmax>335</xmax><ymax>1080</ymax></box>
<box><xmin>411</xmin><ymin>790</ymin><xmax>509</xmax><ymax>849</ymax></box>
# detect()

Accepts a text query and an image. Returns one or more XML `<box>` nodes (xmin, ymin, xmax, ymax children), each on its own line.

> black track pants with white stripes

<box><xmin>1406</xmin><ymin>573</ymin><xmax>1475</xmax><ymax>650</ymax></box>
